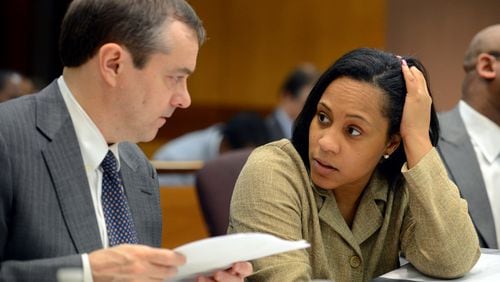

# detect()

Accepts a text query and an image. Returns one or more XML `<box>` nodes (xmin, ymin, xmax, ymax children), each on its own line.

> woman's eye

<box><xmin>318</xmin><ymin>112</ymin><xmax>330</xmax><ymax>124</ymax></box>
<box><xmin>347</xmin><ymin>127</ymin><xmax>361</xmax><ymax>136</ymax></box>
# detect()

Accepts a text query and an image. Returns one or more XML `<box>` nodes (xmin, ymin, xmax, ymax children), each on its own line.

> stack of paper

<box><xmin>169</xmin><ymin>232</ymin><xmax>310</xmax><ymax>281</ymax></box>
<box><xmin>379</xmin><ymin>253</ymin><xmax>500</xmax><ymax>281</ymax></box>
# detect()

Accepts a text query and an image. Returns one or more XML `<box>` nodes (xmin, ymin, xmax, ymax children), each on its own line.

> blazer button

<box><xmin>349</xmin><ymin>255</ymin><xmax>361</xmax><ymax>268</ymax></box>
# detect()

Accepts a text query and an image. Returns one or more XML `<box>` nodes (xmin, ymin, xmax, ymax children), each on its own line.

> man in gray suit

<box><xmin>0</xmin><ymin>0</ymin><xmax>251</xmax><ymax>281</ymax></box>
<box><xmin>437</xmin><ymin>24</ymin><xmax>500</xmax><ymax>249</ymax></box>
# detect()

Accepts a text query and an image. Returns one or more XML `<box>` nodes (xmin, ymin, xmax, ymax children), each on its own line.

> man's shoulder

<box><xmin>120</xmin><ymin>142</ymin><xmax>148</xmax><ymax>160</ymax></box>
<box><xmin>0</xmin><ymin>80</ymin><xmax>59</xmax><ymax>120</ymax></box>
<box><xmin>437</xmin><ymin>106</ymin><xmax>460</xmax><ymax>124</ymax></box>
<box><xmin>0</xmin><ymin>93</ymin><xmax>36</xmax><ymax>117</ymax></box>
<box><xmin>119</xmin><ymin>142</ymin><xmax>152</xmax><ymax>166</ymax></box>
<box><xmin>437</xmin><ymin>106</ymin><xmax>467</xmax><ymax>142</ymax></box>
<box><xmin>0</xmin><ymin>94</ymin><xmax>38</xmax><ymax>138</ymax></box>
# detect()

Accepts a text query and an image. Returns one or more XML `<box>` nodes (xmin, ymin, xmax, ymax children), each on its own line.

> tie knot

<box><xmin>101</xmin><ymin>150</ymin><xmax>118</xmax><ymax>173</ymax></box>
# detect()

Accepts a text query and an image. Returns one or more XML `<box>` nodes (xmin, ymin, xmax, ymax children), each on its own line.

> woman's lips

<box><xmin>312</xmin><ymin>158</ymin><xmax>338</xmax><ymax>175</ymax></box>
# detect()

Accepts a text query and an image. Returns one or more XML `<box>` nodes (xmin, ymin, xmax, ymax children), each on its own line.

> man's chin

<box><xmin>140</xmin><ymin>131</ymin><xmax>159</xmax><ymax>143</ymax></box>
<box><xmin>130</xmin><ymin>128</ymin><xmax>159</xmax><ymax>144</ymax></box>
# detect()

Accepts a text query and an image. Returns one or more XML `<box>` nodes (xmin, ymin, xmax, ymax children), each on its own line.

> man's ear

<box><xmin>98</xmin><ymin>43</ymin><xmax>125</xmax><ymax>87</ymax></box>
<box><xmin>476</xmin><ymin>53</ymin><xmax>497</xmax><ymax>80</ymax></box>
<box><xmin>386</xmin><ymin>134</ymin><xmax>401</xmax><ymax>156</ymax></box>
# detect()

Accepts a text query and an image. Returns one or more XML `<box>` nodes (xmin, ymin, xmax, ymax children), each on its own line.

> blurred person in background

<box><xmin>437</xmin><ymin>24</ymin><xmax>500</xmax><ymax>249</ymax></box>
<box><xmin>153</xmin><ymin>111</ymin><xmax>271</xmax><ymax>186</ymax></box>
<box><xmin>0</xmin><ymin>69</ymin><xmax>36</xmax><ymax>103</ymax></box>
<box><xmin>266</xmin><ymin>63</ymin><xmax>319</xmax><ymax>140</ymax></box>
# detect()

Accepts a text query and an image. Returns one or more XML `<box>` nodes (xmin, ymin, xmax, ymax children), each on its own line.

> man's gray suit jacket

<box><xmin>437</xmin><ymin>106</ymin><xmax>497</xmax><ymax>248</ymax></box>
<box><xmin>0</xmin><ymin>81</ymin><xmax>162</xmax><ymax>281</ymax></box>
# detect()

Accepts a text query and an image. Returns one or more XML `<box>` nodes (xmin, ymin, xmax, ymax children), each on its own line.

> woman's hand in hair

<box><xmin>400</xmin><ymin>59</ymin><xmax>433</xmax><ymax>168</ymax></box>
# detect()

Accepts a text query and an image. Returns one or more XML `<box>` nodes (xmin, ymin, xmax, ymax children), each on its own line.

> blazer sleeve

<box><xmin>399</xmin><ymin>148</ymin><xmax>481</xmax><ymax>278</ymax></box>
<box><xmin>227</xmin><ymin>144</ymin><xmax>313</xmax><ymax>281</ymax></box>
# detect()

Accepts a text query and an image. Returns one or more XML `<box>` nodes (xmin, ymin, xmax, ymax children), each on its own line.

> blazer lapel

<box><xmin>438</xmin><ymin>108</ymin><xmax>496</xmax><ymax>248</ymax></box>
<box><xmin>36</xmin><ymin>82</ymin><xmax>103</xmax><ymax>253</ymax></box>
<box><xmin>316</xmin><ymin>188</ymin><xmax>363</xmax><ymax>256</ymax></box>
<box><xmin>351</xmin><ymin>178</ymin><xmax>386</xmax><ymax>245</ymax></box>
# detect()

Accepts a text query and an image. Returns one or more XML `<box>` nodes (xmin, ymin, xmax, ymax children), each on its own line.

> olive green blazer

<box><xmin>228</xmin><ymin>139</ymin><xmax>480</xmax><ymax>282</ymax></box>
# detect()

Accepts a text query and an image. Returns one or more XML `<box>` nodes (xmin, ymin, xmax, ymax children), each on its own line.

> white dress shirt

<box><xmin>58</xmin><ymin>76</ymin><xmax>120</xmax><ymax>282</ymax></box>
<box><xmin>460</xmin><ymin>100</ymin><xmax>500</xmax><ymax>246</ymax></box>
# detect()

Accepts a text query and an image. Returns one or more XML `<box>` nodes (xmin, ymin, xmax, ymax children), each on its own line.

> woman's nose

<box><xmin>318</xmin><ymin>129</ymin><xmax>341</xmax><ymax>154</ymax></box>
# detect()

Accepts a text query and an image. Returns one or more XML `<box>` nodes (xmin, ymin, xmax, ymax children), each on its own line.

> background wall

<box><xmin>1</xmin><ymin>0</ymin><xmax>498</xmax><ymax>156</ymax></box>
<box><xmin>0</xmin><ymin>0</ymin><xmax>70</xmax><ymax>86</ymax></box>
<box><xmin>147</xmin><ymin>0</ymin><xmax>386</xmax><ymax>155</ymax></box>
<box><xmin>149</xmin><ymin>0</ymin><xmax>385</xmax><ymax>151</ymax></box>
<box><xmin>187</xmin><ymin>0</ymin><xmax>385</xmax><ymax>108</ymax></box>
<box><xmin>387</xmin><ymin>0</ymin><xmax>500</xmax><ymax>111</ymax></box>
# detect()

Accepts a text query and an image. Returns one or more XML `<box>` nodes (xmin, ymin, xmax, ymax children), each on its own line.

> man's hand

<box><xmin>89</xmin><ymin>244</ymin><xmax>185</xmax><ymax>282</ymax></box>
<box><xmin>196</xmin><ymin>262</ymin><xmax>253</xmax><ymax>282</ymax></box>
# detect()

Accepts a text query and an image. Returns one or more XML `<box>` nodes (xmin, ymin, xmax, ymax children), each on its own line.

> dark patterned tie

<box><xmin>101</xmin><ymin>150</ymin><xmax>139</xmax><ymax>246</ymax></box>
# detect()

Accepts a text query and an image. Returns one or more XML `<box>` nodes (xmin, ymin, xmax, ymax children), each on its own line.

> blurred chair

<box><xmin>195</xmin><ymin>148</ymin><xmax>253</xmax><ymax>236</ymax></box>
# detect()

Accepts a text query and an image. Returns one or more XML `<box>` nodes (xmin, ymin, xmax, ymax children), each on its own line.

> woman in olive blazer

<box><xmin>228</xmin><ymin>48</ymin><xmax>480</xmax><ymax>282</ymax></box>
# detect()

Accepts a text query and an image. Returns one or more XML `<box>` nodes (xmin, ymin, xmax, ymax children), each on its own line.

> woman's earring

<box><xmin>383</xmin><ymin>154</ymin><xmax>390</xmax><ymax>159</ymax></box>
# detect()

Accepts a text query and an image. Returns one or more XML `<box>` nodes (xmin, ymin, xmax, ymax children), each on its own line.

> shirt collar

<box><xmin>57</xmin><ymin>76</ymin><xmax>120</xmax><ymax>171</ymax></box>
<box><xmin>459</xmin><ymin>100</ymin><xmax>500</xmax><ymax>163</ymax></box>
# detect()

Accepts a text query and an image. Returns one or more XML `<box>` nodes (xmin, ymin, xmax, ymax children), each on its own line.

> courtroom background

<box><xmin>1</xmin><ymin>0</ymin><xmax>498</xmax><ymax>157</ymax></box>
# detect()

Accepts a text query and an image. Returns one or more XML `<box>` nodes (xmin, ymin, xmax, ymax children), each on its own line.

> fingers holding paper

<box><xmin>89</xmin><ymin>244</ymin><xmax>186</xmax><ymax>281</ymax></box>
<box><xmin>196</xmin><ymin>262</ymin><xmax>253</xmax><ymax>282</ymax></box>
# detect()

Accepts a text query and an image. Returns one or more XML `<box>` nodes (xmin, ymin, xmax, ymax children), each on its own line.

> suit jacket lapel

<box><xmin>119</xmin><ymin>145</ymin><xmax>161</xmax><ymax>247</ymax></box>
<box><xmin>438</xmin><ymin>108</ymin><xmax>496</xmax><ymax>248</ymax></box>
<box><xmin>36</xmin><ymin>82</ymin><xmax>103</xmax><ymax>253</ymax></box>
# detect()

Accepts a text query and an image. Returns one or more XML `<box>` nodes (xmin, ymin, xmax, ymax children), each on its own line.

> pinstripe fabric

<box><xmin>0</xmin><ymin>81</ymin><xmax>162</xmax><ymax>281</ymax></box>
<box><xmin>437</xmin><ymin>107</ymin><xmax>497</xmax><ymax>249</ymax></box>
<box><xmin>228</xmin><ymin>139</ymin><xmax>480</xmax><ymax>282</ymax></box>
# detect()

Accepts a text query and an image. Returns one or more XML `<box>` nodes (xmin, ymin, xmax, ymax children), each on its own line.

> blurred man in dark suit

<box><xmin>266</xmin><ymin>64</ymin><xmax>319</xmax><ymax>140</ymax></box>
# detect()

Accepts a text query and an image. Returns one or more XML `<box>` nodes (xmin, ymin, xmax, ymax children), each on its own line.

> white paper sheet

<box><xmin>380</xmin><ymin>253</ymin><xmax>500</xmax><ymax>281</ymax></box>
<box><xmin>168</xmin><ymin>233</ymin><xmax>310</xmax><ymax>281</ymax></box>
